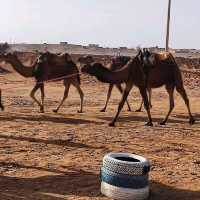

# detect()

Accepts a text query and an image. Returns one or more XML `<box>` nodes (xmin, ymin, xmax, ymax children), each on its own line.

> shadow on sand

<box><xmin>0</xmin><ymin>168</ymin><xmax>199</xmax><ymax>200</ymax></box>
<box><xmin>150</xmin><ymin>181</ymin><xmax>200</xmax><ymax>200</ymax></box>
<box><xmin>174</xmin><ymin>113</ymin><xmax>200</xmax><ymax>122</ymax></box>
<box><xmin>98</xmin><ymin>114</ymin><xmax>195</xmax><ymax>125</ymax></box>
<box><xmin>0</xmin><ymin>112</ymin><xmax>103</xmax><ymax>125</ymax></box>
<box><xmin>0</xmin><ymin>134</ymin><xmax>107</xmax><ymax>150</ymax></box>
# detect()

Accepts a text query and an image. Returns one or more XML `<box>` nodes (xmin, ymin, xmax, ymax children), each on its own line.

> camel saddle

<box><xmin>141</xmin><ymin>50</ymin><xmax>176</xmax><ymax>75</ymax></box>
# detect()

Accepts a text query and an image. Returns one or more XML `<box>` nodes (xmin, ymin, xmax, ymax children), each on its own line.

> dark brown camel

<box><xmin>78</xmin><ymin>55</ymin><xmax>132</xmax><ymax>112</ymax></box>
<box><xmin>136</xmin><ymin>50</ymin><xmax>195</xmax><ymax>125</ymax></box>
<box><xmin>0</xmin><ymin>52</ymin><xmax>83</xmax><ymax>113</ymax></box>
<box><xmin>81</xmin><ymin>56</ymin><xmax>153</xmax><ymax>127</ymax></box>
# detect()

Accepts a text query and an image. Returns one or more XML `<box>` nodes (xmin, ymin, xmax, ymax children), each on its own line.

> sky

<box><xmin>0</xmin><ymin>0</ymin><xmax>199</xmax><ymax>49</ymax></box>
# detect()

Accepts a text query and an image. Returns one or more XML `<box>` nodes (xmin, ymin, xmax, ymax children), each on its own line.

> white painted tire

<box><xmin>103</xmin><ymin>153</ymin><xmax>150</xmax><ymax>176</ymax></box>
<box><xmin>101</xmin><ymin>181</ymin><xmax>149</xmax><ymax>200</ymax></box>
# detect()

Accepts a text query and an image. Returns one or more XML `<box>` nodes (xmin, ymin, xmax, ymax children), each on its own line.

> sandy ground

<box><xmin>0</xmin><ymin>69</ymin><xmax>199</xmax><ymax>200</ymax></box>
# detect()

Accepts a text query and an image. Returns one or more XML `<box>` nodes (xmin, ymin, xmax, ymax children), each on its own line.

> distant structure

<box><xmin>119</xmin><ymin>47</ymin><xmax>128</xmax><ymax>50</ymax></box>
<box><xmin>88</xmin><ymin>44</ymin><xmax>99</xmax><ymax>48</ymax></box>
<box><xmin>60</xmin><ymin>42</ymin><xmax>68</xmax><ymax>45</ymax></box>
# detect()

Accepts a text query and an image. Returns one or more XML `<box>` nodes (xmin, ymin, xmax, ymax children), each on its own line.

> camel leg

<box><xmin>116</xmin><ymin>84</ymin><xmax>132</xmax><ymax>112</ymax></box>
<box><xmin>53</xmin><ymin>83</ymin><xmax>70</xmax><ymax>113</ymax></box>
<box><xmin>138</xmin><ymin>86</ymin><xmax>153</xmax><ymax>126</ymax></box>
<box><xmin>40</xmin><ymin>83</ymin><xmax>45</xmax><ymax>113</ymax></box>
<box><xmin>72</xmin><ymin>80</ymin><xmax>84</xmax><ymax>113</ymax></box>
<box><xmin>100</xmin><ymin>84</ymin><xmax>114</xmax><ymax>112</ymax></box>
<box><xmin>160</xmin><ymin>86</ymin><xmax>175</xmax><ymax>125</ymax></box>
<box><xmin>0</xmin><ymin>89</ymin><xmax>4</xmax><ymax>111</ymax></box>
<box><xmin>30</xmin><ymin>83</ymin><xmax>44</xmax><ymax>112</ymax></box>
<box><xmin>148</xmin><ymin>88</ymin><xmax>152</xmax><ymax>108</ymax></box>
<box><xmin>109</xmin><ymin>82</ymin><xmax>133</xmax><ymax>127</ymax></box>
<box><xmin>136</xmin><ymin>88</ymin><xmax>152</xmax><ymax>112</ymax></box>
<box><xmin>176</xmin><ymin>87</ymin><xmax>195</xmax><ymax>124</ymax></box>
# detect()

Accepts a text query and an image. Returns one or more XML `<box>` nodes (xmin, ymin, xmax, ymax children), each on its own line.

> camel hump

<box><xmin>38</xmin><ymin>52</ymin><xmax>73</xmax><ymax>66</ymax></box>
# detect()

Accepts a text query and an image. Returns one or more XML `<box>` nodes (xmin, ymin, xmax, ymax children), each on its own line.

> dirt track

<box><xmin>0</xmin><ymin>66</ymin><xmax>200</xmax><ymax>200</ymax></box>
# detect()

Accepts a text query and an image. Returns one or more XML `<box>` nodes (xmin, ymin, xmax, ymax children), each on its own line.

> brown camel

<box><xmin>136</xmin><ymin>50</ymin><xmax>195</xmax><ymax>125</ymax></box>
<box><xmin>0</xmin><ymin>52</ymin><xmax>84</xmax><ymax>113</ymax></box>
<box><xmin>78</xmin><ymin>55</ymin><xmax>132</xmax><ymax>112</ymax></box>
<box><xmin>81</xmin><ymin>56</ymin><xmax>153</xmax><ymax>127</ymax></box>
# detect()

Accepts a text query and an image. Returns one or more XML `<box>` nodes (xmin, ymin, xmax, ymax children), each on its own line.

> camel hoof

<box><xmin>145</xmin><ymin>121</ymin><xmax>153</xmax><ymax>126</ymax></box>
<box><xmin>160</xmin><ymin>121</ymin><xmax>166</xmax><ymax>125</ymax></box>
<box><xmin>77</xmin><ymin>110</ymin><xmax>83</xmax><ymax>113</ymax></box>
<box><xmin>52</xmin><ymin>109</ymin><xmax>58</xmax><ymax>113</ymax></box>
<box><xmin>0</xmin><ymin>106</ymin><xmax>4</xmax><ymax>111</ymax></box>
<box><xmin>109</xmin><ymin>122</ymin><xmax>115</xmax><ymax>127</ymax></box>
<box><xmin>135</xmin><ymin>109</ymin><xmax>142</xmax><ymax>112</ymax></box>
<box><xmin>189</xmin><ymin>118</ymin><xmax>195</xmax><ymax>125</ymax></box>
<box><xmin>100</xmin><ymin>109</ymin><xmax>106</xmax><ymax>112</ymax></box>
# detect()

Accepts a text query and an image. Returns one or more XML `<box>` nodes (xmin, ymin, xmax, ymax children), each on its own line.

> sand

<box><xmin>0</xmin><ymin>56</ymin><xmax>199</xmax><ymax>200</ymax></box>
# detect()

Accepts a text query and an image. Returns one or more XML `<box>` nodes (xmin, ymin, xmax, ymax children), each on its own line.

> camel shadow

<box><xmin>0</xmin><ymin>112</ymin><xmax>103</xmax><ymax>125</ymax></box>
<box><xmin>98</xmin><ymin>115</ymin><xmax>192</xmax><ymax>125</ymax></box>
<box><xmin>0</xmin><ymin>161</ymin><xmax>70</xmax><ymax>175</ymax></box>
<box><xmin>174</xmin><ymin>113</ymin><xmax>200</xmax><ymax>122</ymax></box>
<box><xmin>0</xmin><ymin>134</ymin><xmax>106</xmax><ymax>150</ymax></box>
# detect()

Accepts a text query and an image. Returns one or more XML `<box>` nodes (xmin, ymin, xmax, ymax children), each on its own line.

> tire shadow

<box><xmin>150</xmin><ymin>181</ymin><xmax>200</xmax><ymax>200</ymax></box>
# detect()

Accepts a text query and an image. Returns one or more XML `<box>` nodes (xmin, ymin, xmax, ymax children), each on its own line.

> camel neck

<box><xmin>93</xmin><ymin>64</ymin><xmax>129</xmax><ymax>84</ymax></box>
<box><xmin>7</xmin><ymin>57</ymin><xmax>35</xmax><ymax>77</ymax></box>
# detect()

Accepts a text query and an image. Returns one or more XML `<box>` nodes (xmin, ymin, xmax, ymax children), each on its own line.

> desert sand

<box><xmin>0</xmin><ymin>54</ymin><xmax>199</xmax><ymax>200</ymax></box>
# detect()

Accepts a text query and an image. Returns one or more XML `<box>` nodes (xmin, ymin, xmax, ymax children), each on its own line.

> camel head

<box><xmin>81</xmin><ymin>62</ymin><xmax>102</xmax><ymax>75</ymax></box>
<box><xmin>37</xmin><ymin>52</ymin><xmax>52</xmax><ymax>64</ymax></box>
<box><xmin>0</xmin><ymin>52</ymin><xmax>18</xmax><ymax>63</ymax></box>
<box><xmin>78</xmin><ymin>55</ymin><xmax>94</xmax><ymax>67</ymax></box>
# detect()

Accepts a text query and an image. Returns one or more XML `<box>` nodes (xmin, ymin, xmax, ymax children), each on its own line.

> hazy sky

<box><xmin>0</xmin><ymin>0</ymin><xmax>199</xmax><ymax>49</ymax></box>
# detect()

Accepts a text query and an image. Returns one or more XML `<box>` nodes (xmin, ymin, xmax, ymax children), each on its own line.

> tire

<box><xmin>101</xmin><ymin>181</ymin><xmax>149</xmax><ymax>200</ymax></box>
<box><xmin>103</xmin><ymin>153</ymin><xmax>150</xmax><ymax>176</ymax></box>
<box><xmin>101</xmin><ymin>167</ymin><xmax>149</xmax><ymax>189</ymax></box>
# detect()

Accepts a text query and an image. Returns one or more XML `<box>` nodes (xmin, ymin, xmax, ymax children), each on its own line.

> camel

<box><xmin>78</xmin><ymin>55</ymin><xmax>132</xmax><ymax>112</ymax></box>
<box><xmin>136</xmin><ymin>50</ymin><xmax>195</xmax><ymax>125</ymax></box>
<box><xmin>0</xmin><ymin>52</ymin><xmax>84</xmax><ymax>113</ymax></box>
<box><xmin>81</xmin><ymin>55</ymin><xmax>153</xmax><ymax>127</ymax></box>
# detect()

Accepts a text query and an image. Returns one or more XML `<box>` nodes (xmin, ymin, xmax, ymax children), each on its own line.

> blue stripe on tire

<box><xmin>100</xmin><ymin>167</ymin><xmax>149</xmax><ymax>189</ymax></box>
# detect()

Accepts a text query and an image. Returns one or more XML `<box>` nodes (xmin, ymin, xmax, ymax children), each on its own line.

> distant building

<box><xmin>88</xmin><ymin>44</ymin><xmax>100</xmax><ymax>48</ymax></box>
<box><xmin>60</xmin><ymin>42</ymin><xmax>68</xmax><ymax>45</ymax></box>
<box><xmin>119</xmin><ymin>47</ymin><xmax>128</xmax><ymax>50</ymax></box>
